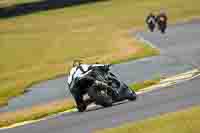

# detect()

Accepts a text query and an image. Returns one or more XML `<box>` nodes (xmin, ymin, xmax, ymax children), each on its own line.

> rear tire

<box><xmin>88</xmin><ymin>84</ymin><xmax>113</xmax><ymax>107</ymax></box>
<box><xmin>159</xmin><ymin>23</ymin><xmax>166</xmax><ymax>34</ymax></box>
<box><xmin>128</xmin><ymin>90</ymin><xmax>137</xmax><ymax>101</ymax></box>
<box><xmin>160</xmin><ymin>28</ymin><xmax>166</xmax><ymax>34</ymax></box>
<box><xmin>126</xmin><ymin>87</ymin><xmax>137</xmax><ymax>101</ymax></box>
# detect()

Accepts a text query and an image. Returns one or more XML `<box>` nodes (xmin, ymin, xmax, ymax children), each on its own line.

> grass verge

<box><xmin>130</xmin><ymin>77</ymin><xmax>161</xmax><ymax>92</ymax></box>
<box><xmin>0</xmin><ymin>99</ymin><xmax>75</xmax><ymax>127</ymax></box>
<box><xmin>96</xmin><ymin>105</ymin><xmax>200</xmax><ymax>133</ymax></box>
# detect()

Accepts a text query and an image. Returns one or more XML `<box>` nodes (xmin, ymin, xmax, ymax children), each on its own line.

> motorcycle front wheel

<box><xmin>88</xmin><ymin>84</ymin><xmax>113</xmax><ymax>107</ymax></box>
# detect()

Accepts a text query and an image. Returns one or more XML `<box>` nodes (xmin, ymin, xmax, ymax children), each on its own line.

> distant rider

<box><xmin>156</xmin><ymin>11</ymin><xmax>168</xmax><ymax>33</ymax></box>
<box><xmin>146</xmin><ymin>12</ymin><xmax>156</xmax><ymax>32</ymax></box>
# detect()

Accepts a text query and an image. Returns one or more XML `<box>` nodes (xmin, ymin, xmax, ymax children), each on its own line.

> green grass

<box><xmin>0</xmin><ymin>0</ymin><xmax>39</xmax><ymax>7</ymax></box>
<box><xmin>112</xmin><ymin>43</ymin><xmax>159</xmax><ymax>64</ymax></box>
<box><xmin>15</xmin><ymin>0</ymin><xmax>40</xmax><ymax>4</ymax></box>
<box><xmin>130</xmin><ymin>78</ymin><xmax>161</xmax><ymax>92</ymax></box>
<box><xmin>0</xmin><ymin>99</ymin><xmax>76</xmax><ymax>127</ymax></box>
<box><xmin>0</xmin><ymin>0</ymin><xmax>200</xmax><ymax>106</ymax></box>
<box><xmin>96</xmin><ymin>105</ymin><xmax>200</xmax><ymax>133</ymax></box>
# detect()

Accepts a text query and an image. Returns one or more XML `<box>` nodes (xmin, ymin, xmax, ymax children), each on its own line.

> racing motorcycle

<box><xmin>146</xmin><ymin>17</ymin><xmax>156</xmax><ymax>32</ymax></box>
<box><xmin>157</xmin><ymin>16</ymin><xmax>167</xmax><ymax>34</ymax></box>
<box><xmin>67</xmin><ymin>63</ymin><xmax>137</xmax><ymax>112</ymax></box>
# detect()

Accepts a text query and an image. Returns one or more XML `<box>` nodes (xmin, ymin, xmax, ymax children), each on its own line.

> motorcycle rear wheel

<box><xmin>123</xmin><ymin>84</ymin><xmax>137</xmax><ymax>101</ymax></box>
<box><xmin>127</xmin><ymin>89</ymin><xmax>137</xmax><ymax>101</ymax></box>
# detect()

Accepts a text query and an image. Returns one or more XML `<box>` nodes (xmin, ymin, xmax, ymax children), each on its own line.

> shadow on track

<box><xmin>45</xmin><ymin>100</ymin><xmax>134</xmax><ymax>122</ymax></box>
<box><xmin>85</xmin><ymin>100</ymin><xmax>129</xmax><ymax>113</ymax></box>
<box><xmin>0</xmin><ymin>0</ymin><xmax>108</xmax><ymax>19</ymax></box>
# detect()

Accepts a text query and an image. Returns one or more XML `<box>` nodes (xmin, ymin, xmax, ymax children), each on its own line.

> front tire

<box><xmin>148</xmin><ymin>23</ymin><xmax>155</xmax><ymax>32</ymax></box>
<box><xmin>88</xmin><ymin>83</ymin><xmax>113</xmax><ymax>107</ymax></box>
<box><xmin>73</xmin><ymin>95</ymin><xmax>87</xmax><ymax>112</ymax></box>
<box><xmin>77</xmin><ymin>102</ymin><xmax>87</xmax><ymax>112</ymax></box>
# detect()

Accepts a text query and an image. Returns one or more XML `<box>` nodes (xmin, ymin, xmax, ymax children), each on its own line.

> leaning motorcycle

<box><xmin>67</xmin><ymin>64</ymin><xmax>137</xmax><ymax>112</ymax></box>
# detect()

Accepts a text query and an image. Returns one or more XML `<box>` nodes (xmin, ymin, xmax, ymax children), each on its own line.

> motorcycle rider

<box><xmin>146</xmin><ymin>12</ymin><xmax>156</xmax><ymax>32</ymax></box>
<box><xmin>156</xmin><ymin>11</ymin><xmax>168</xmax><ymax>34</ymax></box>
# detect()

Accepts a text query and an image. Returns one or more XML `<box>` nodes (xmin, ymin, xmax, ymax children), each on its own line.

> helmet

<box><xmin>73</xmin><ymin>59</ymin><xmax>82</xmax><ymax>67</ymax></box>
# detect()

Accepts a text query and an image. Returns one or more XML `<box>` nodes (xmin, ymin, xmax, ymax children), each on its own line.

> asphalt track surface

<box><xmin>1</xmin><ymin>21</ymin><xmax>200</xmax><ymax>133</ymax></box>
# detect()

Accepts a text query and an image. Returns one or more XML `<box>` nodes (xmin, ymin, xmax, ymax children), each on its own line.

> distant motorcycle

<box><xmin>146</xmin><ymin>13</ymin><xmax>156</xmax><ymax>32</ymax></box>
<box><xmin>157</xmin><ymin>15</ymin><xmax>167</xmax><ymax>34</ymax></box>
<box><xmin>67</xmin><ymin>63</ymin><xmax>137</xmax><ymax>112</ymax></box>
